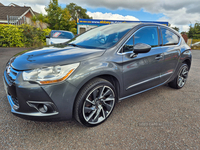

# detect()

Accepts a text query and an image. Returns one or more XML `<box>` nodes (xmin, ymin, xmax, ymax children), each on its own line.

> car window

<box><xmin>161</xmin><ymin>28</ymin><xmax>179</xmax><ymax>46</ymax></box>
<box><xmin>123</xmin><ymin>26</ymin><xmax>159</xmax><ymax>52</ymax></box>
<box><xmin>51</xmin><ymin>31</ymin><xmax>74</xmax><ymax>39</ymax></box>
<box><xmin>69</xmin><ymin>23</ymin><xmax>135</xmax><ymax>49</ymax></box>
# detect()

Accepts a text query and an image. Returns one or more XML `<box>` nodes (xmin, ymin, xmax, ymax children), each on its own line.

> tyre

<box><xmin>168</xmin><ymin>63</ymin><xmax>189</xmax><ymax>89</ymax></box>
<box><xmin>74</xmin><ymin>78</ymin><xmax>116</xmax><ymax>127</ymax></box>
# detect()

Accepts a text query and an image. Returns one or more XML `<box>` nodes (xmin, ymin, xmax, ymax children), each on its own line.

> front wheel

<box><xmin>74</xmin><ymin>78</ymin><xmax>116</xmax><ymax>127</ymax></box>
<box><xmin>168</xmin><ymin>63</ymin><xmax>189</xmax><ymax>89</ymax></box>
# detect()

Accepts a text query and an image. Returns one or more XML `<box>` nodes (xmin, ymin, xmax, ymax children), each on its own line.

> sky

<box><xmin>1</xmin><ymin>0</ymin><xmax>200</xmax><ymax>32</ymax></box>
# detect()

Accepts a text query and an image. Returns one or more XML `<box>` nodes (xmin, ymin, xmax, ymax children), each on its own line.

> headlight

<box><xmin>22</xmin><ymin>63</ymin><xmax>79</xmax><ymax>84</ymax></box>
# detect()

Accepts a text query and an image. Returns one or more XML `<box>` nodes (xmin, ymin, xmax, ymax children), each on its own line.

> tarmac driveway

<box><xmin>0</xmin><ymin>48</ymin><xmax>200</xmax><ymax>149</ymax></box>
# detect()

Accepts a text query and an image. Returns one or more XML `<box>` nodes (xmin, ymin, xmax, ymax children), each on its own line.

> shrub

<box><xmin>0</xmin><ymin>24</ymin><xmax>51</xmax><ymax>47</ymax></box>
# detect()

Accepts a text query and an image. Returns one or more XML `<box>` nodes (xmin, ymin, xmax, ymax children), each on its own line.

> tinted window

<box><xmin>135</xmin><ymin>27</ymin><xmax>158</xmax><ymax>47</ymax></box>
<box><xmin>123</xmin><ymin>37</ymin><xmax>134</xmax><ymax>52</ymax></box>
<box><xmin>51</xmin><ymin>31</ymin><xmax>74</xmax><ymax>39</ymax></box>
<box><xmin>161</xmin><ymin>28</ymin><xmax>179</xmax><ymax>46</ymax></box>
<box><xmin>123</xmin><ymin>27</ymin><xmax>158</xmax><ymax>52</ymax></box>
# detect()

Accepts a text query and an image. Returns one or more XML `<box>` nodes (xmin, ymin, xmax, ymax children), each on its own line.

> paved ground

<box><xmin>0</xmin><ymin>48</ymin><xmax>199</xmax><ymax>149</ymax></box>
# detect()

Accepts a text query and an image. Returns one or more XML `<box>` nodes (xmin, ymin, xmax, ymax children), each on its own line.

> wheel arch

<box><xmin>182</xmin><ymin>58</ymin><xmax>191</xmax><ymax>70</ymax></box>
<box><xmin>72</xmin><ymin>74</ymin><xmax>121</xmax><ymax>117</ymax></box>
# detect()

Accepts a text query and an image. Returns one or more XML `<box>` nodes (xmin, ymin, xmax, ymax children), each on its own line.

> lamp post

<box><xmin>76</xmin><ymin>9</ymin><xmax>80</xmax><ymax>23</ymax></box>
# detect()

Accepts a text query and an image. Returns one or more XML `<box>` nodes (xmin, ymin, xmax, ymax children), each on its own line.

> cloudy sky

<box><xmin>2</xmin><ymin>0</ymin><xmax>200</xmax><ymax>32</ymax></box>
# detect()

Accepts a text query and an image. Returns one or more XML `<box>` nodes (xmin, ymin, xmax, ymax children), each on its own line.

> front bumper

<box><xmin>3</xmin><ymin>69</ymin><xmax>78</xmax><ymax>121</ymax></box>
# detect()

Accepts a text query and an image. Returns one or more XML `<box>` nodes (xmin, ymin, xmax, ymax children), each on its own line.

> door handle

<box><xmin>155</xmin><ymin>55</ymin><xmax>163</xmax><ymax>60</ymax></box>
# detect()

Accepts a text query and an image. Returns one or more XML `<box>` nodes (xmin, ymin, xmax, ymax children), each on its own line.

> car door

<box><xmin>121</xmin><ymin>26</ymin><xmax>164</xmax><ymax>98</ymax></box>
<box><xmin>160</xmin><ymin>27</ymin><xmax>180</xmax><ymax>83</ymax></box>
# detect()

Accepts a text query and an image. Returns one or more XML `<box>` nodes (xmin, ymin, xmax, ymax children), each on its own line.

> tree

<box><xmin>59</xmin><ymin>8</ymin><xmax>76</xmax><ymax>32</ymax></box>
<box><xmin>45</xmin><ymin>0</ymin><xmax>62</xmax><ymax>30</ymax></box>
<box><xmin>188</xmin><ymin>23</ymin><xmax>200</xmax><ymax>39</ymax></box>
<box><xmin>31</xmin><ymin>14</ymin><xmax>47</xmax><ymax>29</ymax></box>
<box><xmin>45</xmin><ymin>0</ymin><xmax>76</xmax><ymax>34</ymax></box>
<box><xmin>168</xmin><ymin>23</ymin><xmax>180</xmax><ymax>32</ymax></box>
<box><xmin>66</xmin><ymin>3</ymin><xmax>92</xmax><ymax>22</ymax></box>
<box><xmin>171</xmin><ymin>26</ymin><xmax>179</xmax><ymax>32</ymax></box>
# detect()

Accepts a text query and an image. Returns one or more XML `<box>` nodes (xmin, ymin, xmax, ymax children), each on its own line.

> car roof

<box><xmin>51</xmin><ymin>30</ymin><xmax>73</xmax><ymax>34</ymax></box>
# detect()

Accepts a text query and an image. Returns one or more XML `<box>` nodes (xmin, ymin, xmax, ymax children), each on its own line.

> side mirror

<box><xmin>133</xmin><ymin>43</ymin><xmax>151</xmax><ymax>54</ymax></box>
<box><xmin>130</xmin><ymin>43</ymin><xmax>151</xmax><ymax>58</ymax></box>
<box><xmin>45</xmin><ymin>35</ymin><xmax>50</xmax><ymax>38</ymax></box>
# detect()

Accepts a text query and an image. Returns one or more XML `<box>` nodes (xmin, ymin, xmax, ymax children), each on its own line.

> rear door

<box><xmin>121</xmin><ymin>26</ymin><xmax>163</xmax><ymax>98</ymax></box>
<box><xmin>160</xmin><ymin>27</ymin><xmax>180</xmax><ymax>83</ymax></box>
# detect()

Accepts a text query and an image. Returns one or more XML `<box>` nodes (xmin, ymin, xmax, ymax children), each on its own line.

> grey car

<box><xmin>3</xmin><ymin>23</ymin><xmax>192</xmax><ymax>127</ymax></box>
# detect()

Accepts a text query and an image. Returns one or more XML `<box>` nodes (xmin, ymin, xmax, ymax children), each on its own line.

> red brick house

<box><xmin>0</xmin><ymin>3</ymin><xmax>38</xmax><ymax>24</ymax></box>
<box><xmin>181</xmin><ymin>32</ymin><xmax>188</xmax><ymax>43</ymax></box>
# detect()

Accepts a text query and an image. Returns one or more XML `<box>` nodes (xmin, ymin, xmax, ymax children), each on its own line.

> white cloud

<box><xmin>87</xmin><ymin>11</ymin><xmax>139</xmax><ymax>21</ymax></box>
<box><xmin>158</xmin><ymin>7</ymin><xmax>200</xmax><ymax>32</ymax></box>
<box><xmin>0</xmin><ymin>1</ymin><xmax>48</xmax><ymax>14</ymax></box>
<box><xmin>181</xmin><ymin>25</ymin><xmax>190</xmax><ymax>32</ymax></box>
<box><xmin>31</xmin><ymin>4</ymin><xmax>46</xmax><ymax>14</ymax></box>
<box><xmin>1</xmin><ymin>0</ymin><xmax>200</xmax><ymax>31</ymax></box>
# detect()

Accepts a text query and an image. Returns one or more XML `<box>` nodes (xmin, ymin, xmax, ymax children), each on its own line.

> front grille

<box><xmin>5</xmin><ymin>65</ymin><xmax>19</xmax><ymax>105</ymax></box>
<box><xmin>6</xmin><ymin>66</ymin><xmax>18</xmax><ymax>83</ymax></box>
<box><xmin>12</xmin><ymin>97</ymin><xmax>19</xmax><ymax>107</ymax></box>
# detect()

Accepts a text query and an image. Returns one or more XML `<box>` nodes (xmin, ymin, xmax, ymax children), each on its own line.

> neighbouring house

<box><xmin>0</xmin><ymin>2</ymin><xmax>47</xmax><ymax>29</ymax></box>
<box><xmin>181</xmin><ymin>32</ymin><xmax>188</xmax><ymax>43</ymax></box>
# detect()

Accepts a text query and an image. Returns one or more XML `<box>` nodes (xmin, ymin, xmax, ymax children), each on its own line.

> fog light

<box><xmin>38</xmin><ymin>104</ymin><xmax>48</xmax><ymax>113</ymax></box>
<box><xmin>27</xmin><ymin>101</ymin><xmax>57</xmax><ymax>113</ymax></box>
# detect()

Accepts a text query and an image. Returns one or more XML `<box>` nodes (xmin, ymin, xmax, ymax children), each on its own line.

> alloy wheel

<box><xmin>177</xmin><ymin>65</ymin><xmax>188</xmax><ymax>88</ymax></box>
<box><xmin>82</xmin><ymin>85</ymin><xmax>115</xmax><ymax>124</ymax></box>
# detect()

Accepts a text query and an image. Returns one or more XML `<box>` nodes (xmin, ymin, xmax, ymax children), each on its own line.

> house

<box><xmin>0</xmin><ymin>3</ymin><xmax>48</xmax><ymax>28</ymax></box>
<box><xmin>181</xmin><ymin>32</ymin><xmax>188</xmax><ymax>43</ymax></box>
<box><xmin>0</xmin><ymin>3</ymin><xmax>37</xmax><ymax>24</ymax></box>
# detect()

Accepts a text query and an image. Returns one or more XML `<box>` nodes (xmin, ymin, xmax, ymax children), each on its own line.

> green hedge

<box><xmin>0</xmin><ymin>24</ymin><xmax>51</xmax><ymax>47</ymax></box>
<box><xmin>191</xmin><ymin>39</ymin><xmax>200</xmax><ymax>50</ymax></box>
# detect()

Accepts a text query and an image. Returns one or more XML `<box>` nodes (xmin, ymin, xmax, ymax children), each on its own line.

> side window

<box><xmin>123</xmin><ymin>27</ymin><xmax>158</xmax><ymax>52</ymax></box>
<box><xmin>123</xmin><ymin>37</ymin><xmax>133</xmax><ymax>52</ymax></box>
<box><xmin>161</xmin><ymin>28</ymin><xmax>179</xmax><ymax>46</ymax></box>
<box><xmin>134</xmin><ymin>27</ymin><xmax>158</xmax><ymax>47</ymax></box>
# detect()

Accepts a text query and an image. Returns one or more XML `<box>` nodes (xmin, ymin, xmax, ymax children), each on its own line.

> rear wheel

<box><xmin>74</xmin><ymin>78</ymin><xmax>116</xmax><ymax>127</ymax></box>
<box><xmin>168</xmin><ymin>63</ymin><xmax>189</xmax><ymax>89</ymax></box>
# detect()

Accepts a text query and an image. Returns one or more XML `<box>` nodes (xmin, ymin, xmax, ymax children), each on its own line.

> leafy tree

<box><xmin>31</xmin><ymin>14</ymin><xmax>48</xmax><ymax>29</ymax></box>
<box><xmin>171</xmin><ymin>26</ymin><xmax>179</xmax><ymax>32</ymax></box>
<box><xmin>45</xmin><ymin>0</ymin><xmax>76</xmax><ymax>34</ymax></box>
<box><xmin>168</xmin><ymin>23</ymin><xmax>179</xmax><ymax>32</ymax></box>
<box><xmin>45</xmin><ymin>0</ymin><xmax>62</xmax><ymax>30</ymax></box>
<box><xmin>31</xmin><ymin>15</ymin><xmax>37</xmax><ymax>26</ymax></box>
<box><xmin>66</xmin><ymin>3</ymin><xmax>92</xmax><ymax>22</ymax></box>
<box><xmin>59</xmin><ymin>8</ymin><xmax>76</xmax><ymax>33</ymax></box>
<box><xmin>188</xmin><ymin>23</ymin><xmax>200</xmax><ymax>39</ymax></box>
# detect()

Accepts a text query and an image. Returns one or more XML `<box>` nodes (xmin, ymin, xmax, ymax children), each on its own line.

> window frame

<box><xmin>119</xmin><ymin>25</ymin><xmax>160</xmax><ymax>54</ymax></box>
<box><xmin>160</xmin><ymin>27</ymin><xmax>180</xmax><ymax>46</ymax></box>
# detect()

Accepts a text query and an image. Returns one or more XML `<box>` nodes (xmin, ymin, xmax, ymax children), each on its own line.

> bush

<box><xmin>192</xmin><ymin>39</ymin><xmax>200</xmax><ymax>44</ymax></box>
<box><xmin>191</xmin><ymin>39</ymin><xmax>200</xmax><ymax>50</ymax></box>
<box><xmin>0</xmin><ymin>24</ymin><xmax>51</xmax><ymax>47</ymax></box>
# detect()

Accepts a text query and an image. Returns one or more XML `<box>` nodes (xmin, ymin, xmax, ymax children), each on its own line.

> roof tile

<box><xmin>0</xmin><ymin>6</ymin><xmax>33</xmax><ymax>20</ymax></box>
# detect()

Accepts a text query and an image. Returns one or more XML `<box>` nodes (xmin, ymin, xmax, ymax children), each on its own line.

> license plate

<box><xmin>3</xmin><ymin>77</ymin><xmax>8</xmax><ymax>95</ymax></box>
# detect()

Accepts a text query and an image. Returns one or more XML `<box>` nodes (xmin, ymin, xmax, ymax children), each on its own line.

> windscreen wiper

<box><xmin>68</xmin><ymin>43</ymin><xmax>84</xmax><ymax>48</ymax></box>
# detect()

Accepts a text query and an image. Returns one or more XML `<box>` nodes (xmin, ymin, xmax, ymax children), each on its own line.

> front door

<box><xmin>121</xmin><ymin>26</ymin><xmax>163</xmax><ymax>98</ymax></box>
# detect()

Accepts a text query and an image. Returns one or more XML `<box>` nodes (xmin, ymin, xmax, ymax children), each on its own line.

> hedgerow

<box><xmin>0</xmin><ymin>24</ymin><xmax>51</xmax><ymax>47</ymax></box>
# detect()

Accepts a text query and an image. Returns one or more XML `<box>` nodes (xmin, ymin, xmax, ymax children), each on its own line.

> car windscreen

<box><xmin>68</xmin><ymin>23</ymin><xmax>135</xmax><ymax>49</ymax></box>
<box><xmin>51</xmin><ymin>31</ymin><xmax>74</xmax><ymax>39</ymax></box>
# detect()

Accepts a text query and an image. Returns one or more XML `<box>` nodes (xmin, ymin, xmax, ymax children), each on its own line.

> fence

<box><xmin>7</xmin><ymin>15</ymin><xmax>26</xmax><ymax>25</ymax></box>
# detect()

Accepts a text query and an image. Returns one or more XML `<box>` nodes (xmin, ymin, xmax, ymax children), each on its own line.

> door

<box><xmin>122</xmin><ymin>26</ymin><xmax>163</xmax><ymax>97</ymax></box>
<box><xmin>160</xmin><ymin>27</ymin><xmax>180</xmax><ymax>83</ymax></box>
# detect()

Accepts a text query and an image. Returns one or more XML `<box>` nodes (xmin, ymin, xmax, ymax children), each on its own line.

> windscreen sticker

<box><xmin>53</xmin><ymin>32</ymin><xmax>61</xmax><ymax>38</ymax></box>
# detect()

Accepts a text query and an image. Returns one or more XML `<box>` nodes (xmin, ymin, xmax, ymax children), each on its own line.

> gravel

<box><xmin>0</xmin><ymin>48</ymin><xmax>199</xmax><ymax>149</ymax></box>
